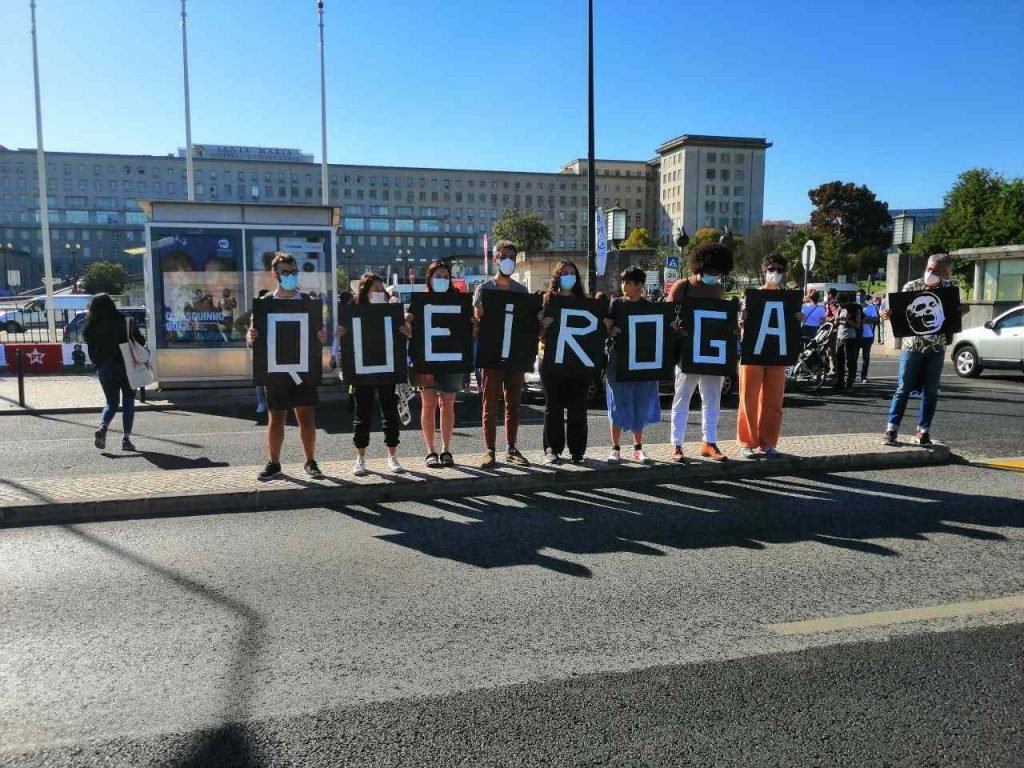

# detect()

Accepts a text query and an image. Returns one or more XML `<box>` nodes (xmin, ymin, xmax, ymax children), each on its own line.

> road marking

<box><xmin>975</xmin><ymin>457</ymin><xmax>1024</xmax><ymax>472</ymax></box>
<box><xmin>769</xmin><ymin>593</ymin><xmax>1024</xmax><ymax>636</ymax></box>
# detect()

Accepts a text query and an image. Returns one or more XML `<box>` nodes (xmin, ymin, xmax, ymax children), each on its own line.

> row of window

<box><xmin>704</xmin><ymin>201</ymin><xmax>745</xmax><ymax>214</ymax></box>
<box><xmin>5</xmin><ymin>228</ymin><xmax>138</xmax><ymax>244</ymax></box>
<box><xmin>705</xmin><ymin>168</ymin><xmax>743</xmax><ymax>181</ymax></box>
<box><xmin>340</xmin><ymin>234</ymin><xmax>588</xmax><ymax>251</ymax></box>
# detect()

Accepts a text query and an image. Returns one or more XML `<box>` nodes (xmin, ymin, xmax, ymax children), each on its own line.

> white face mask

<box><xmin>498</xmin><ymin>258</ymin><xmax>516</xmax><ymax>276</ymax></box>
<box><xmin>368</xmin><ymin>291</ymin><xmax>388</xmax><ymax>304</ymax></box>
<box><xmin>431</xmin><ymin>277</ymin><xmax>450</xmax><ymax>293</ymax></box>
<box><xmin>923</xmin><ymin>270</ymin><xmax>941</xmax><ymax>287</ymax></box>
<box><xmin>765</xmin><ymin>270</ymin><xmax>783</xmax><ymax>286</ymax></box>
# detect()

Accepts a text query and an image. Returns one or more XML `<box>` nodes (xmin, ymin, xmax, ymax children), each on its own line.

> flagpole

<box><xmin>317</xmin><ymin>1</ymin><xmax>329</xmax><ymax>206</ymax></box>
<box><xmin>180</xmin><ymin>0</ymin><xmax>195</xmax><ymax>201</ymax></box>
<box><xmin>586</xmin><ymin>0</ymin><xmax>597</xmax><ymax>296</ymax></box>
<box><xmin>29</xmin><ymin>0</ymin><xmax>56</xmax><ymax>341</ymax></box>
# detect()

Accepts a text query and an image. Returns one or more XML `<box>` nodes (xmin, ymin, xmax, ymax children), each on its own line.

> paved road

<box><xmin>2</xmin><ymin>464</ymin><xmax>1023</xmax><ymax>766</ymax></box>
<box><xmin>3</xmin><ymin>359</ymin><xmax>1021</xmax><ymax>480</ymax></box>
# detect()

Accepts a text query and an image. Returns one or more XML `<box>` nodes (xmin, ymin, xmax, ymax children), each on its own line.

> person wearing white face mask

<box><xmin>407</xmin><ymin>261</ymin><xmax>463</xmax><ymax>468</ymax></box>
<box><xmin>472</xmin><ymin>239</ymin><xmax>531</xmax><ymax>468</ymax></box>
<box><xmin>667</xmin><ymin>242</ymin><xmax>736</xmax><ymax>462</ymax></box>
<box><xmin>538</xmin><ymin>261</ymin><xmax>590</xmax><ymax>464</ymax></box>
<box><xmin>880</xmin><ymin>253</ymin><xmax>969</xmax><ymax>446</ymax></box>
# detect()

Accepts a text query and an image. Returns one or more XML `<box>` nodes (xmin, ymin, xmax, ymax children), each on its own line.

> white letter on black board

<box><xmin>353</xmin><ymin>316</ymin><xmax>395</xmax><ymax>374</ymax></box>
<box><xmin>501</xmin><ymin>303</ymin><xmax>515</xmax><ymax>359</ymax></box>
<box><xmin>753</xmin><ymin>301</ymin><xmax>787</xmax><ymax>358</ymax></box>
<box><xmin>267</xmin><ymin>313</ymin><xmax>309</xmax><ymax>384</ymax></box>
<box><xmin>693</xmin><ymin>309</ymin><xmax>727</xmax><ymax>364</ymax></box>
<box><xmin>627</xmin><ymin>314</ymin><xmax>662</xmax><ymax>370</ymax></box>
<box><xmin>555</xmin><ymin>309</ymin><xmax>598</xmax><ymax>367</ymax></box>
<box><xmin>424</xmin><ymin>304</ymin><xmax>462</xmax><ymax>362</ymax></box>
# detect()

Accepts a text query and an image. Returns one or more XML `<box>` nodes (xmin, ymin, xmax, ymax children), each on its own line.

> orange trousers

<box><xmin>737</xmin><ymin>364</ymin><xmax>786</xmax><ymax>449</ymax></box>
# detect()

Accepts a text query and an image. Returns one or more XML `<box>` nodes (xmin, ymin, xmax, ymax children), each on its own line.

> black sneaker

<box><xmin>913</xmin><ymin>430</ymin><xmax>933</xmax><ymax>447</ymax></box>
<box><xmin>258</xmin><ymin>461</ymin><xmax>282</xmax><ymax>480</ymax></box>
<box><xmin>882</xmin><ymin>430</ymin><xmax>898</xmax><ymax>446</ymax></box>
<box><xmin>121</xmin><ymin>438</ymin><xmax>137</xmax><ymax>452</ymax></box>
<box><xmin>570</xmin><ymin>454</ymin><xmax>585</xmax><ymax>465</ymax></box>
<box><xmin>506</xmin><ymin>448</ymin><xmax>530</xmax><ymax>466</ymax></box>
<box><xmin>255</xmin><ymin>411</ymin><xmax>268</xmax><ymax>426</ymax></box>
<box><xmin>94</xmin><ymin>427</ymin><xmax>107</xmax><ymax>450</ymax></box>
<box><xmin>303</xmin><ymin>460</ymin><xmax>324</xmax><ymax>480</ymax></box>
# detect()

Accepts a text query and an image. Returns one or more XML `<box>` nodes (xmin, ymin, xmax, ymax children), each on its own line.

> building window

<box><xmin>706</xmin><ymin>153</ymin><xmax>717</xmax><ymax>163</ymax></box>
<box><xmin>706</xmin><ymin>169</ymin><xmax>716</xmax><ymax>180</ymax></box>
<box><xmin>343</xmin><ymin>217</ymin><xmax>365</xmax><ymax>230</ymax></box>
<box><xmin>734</xmin><ymin>186</ymin><xmax>744</xmax><ymax>196</ymax></box>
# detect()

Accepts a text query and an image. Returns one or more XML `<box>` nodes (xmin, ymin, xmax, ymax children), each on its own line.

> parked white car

<box><xmin>950</xmin><ymin>305</ymin><xmax>1024</xmax><ymax>377</ymax></box>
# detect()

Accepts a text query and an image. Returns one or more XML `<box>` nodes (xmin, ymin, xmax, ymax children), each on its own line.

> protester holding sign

<box><xmin>83</xmin><ymin>293</ymin><xmax>147</xmax><ymax>453</ymax></box>
<box><xmin>246</xmin><ymin>252</ymin><xmax>328</xmax><ymax>480</ymax></box>
<box><xmin>736</xmin><ymin>254</ymin><xmax>804</xmax><ymax>459</ymax></box>
<box><xmin>539</xmin><ymin>260</ymin><xmax>590</xmax><ymax>464</ymax></box>
<box><xmin>473</xmin><ymin>239</ymin><xmax>531</xmax><ymax>468</ymax></box>
<box><xmin>408</xmin><ymin>261</ymin><xmax>463</xmax><ymax>469</ymax></box>
<box><xmin>337</xmin><ymin>273</ymin><xmax>412</xmax><ymax>476</ymax></box>
<box><xmin>881</xmin><ymin>253</ymin><xmax>969</xmax><ymax>447</ymax></box>
<box><xmin>604</xmin><ymin>266</ymin><xmax>662</xmax><ymax>464</ymax></box>
<box><xmin>668</xmin><ymin>242</ymin><xmax>734</xmax><ymax>463</ymax></box>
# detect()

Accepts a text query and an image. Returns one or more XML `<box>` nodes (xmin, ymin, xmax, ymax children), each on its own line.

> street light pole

<box><xmin>317</xmin><ymin>0</ymin><xmax>329</xmax><ymax>206</ymax></box>
<box><xmin>180</xmin><ymin>0</ymin><xmax>195</xmax><ymax>201</ymax></box>
<box><xmin>29</xmin><ymin>0</ymin><xmax>57</xmax><ymax>341</ymax></box>
<box><xmin>586</xmin><ymin>0</ymin><xmax>597</xmax><ymax>296</ymax></box>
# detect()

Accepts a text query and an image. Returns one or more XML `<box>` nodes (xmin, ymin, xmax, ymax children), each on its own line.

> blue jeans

<box><xmin>887</xmin><ymin>348</ymin><xmax>944</xmax><ymax>432</ymax></box>
<box><xmin>97</xmin><ymin>360</ymin><xmax>136</xmax><ymax>436</ymax></box>
<box><xmin>255</xmin><ymin>385</ymin><xmax>267</xmax><ymax>413</ymax></box>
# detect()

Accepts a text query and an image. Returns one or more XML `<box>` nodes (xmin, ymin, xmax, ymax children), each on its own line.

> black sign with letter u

<box><xmin>338</xmin><ymin>303</ymin><xmax>408</xmax><ymax>386</ymax></box>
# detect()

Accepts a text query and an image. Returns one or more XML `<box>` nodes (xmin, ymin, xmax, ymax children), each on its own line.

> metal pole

<box><xmin>29</xmin><ymin>0</ymin><xmax>57</xmax><ymax>343</ymax></box>
<box><xmin>318</xmin><ymin>1</ymin><xmax>329</xmax><ymax>206</ymax></box>
<box><xmin>17</xmin><ymin>349</ymin><xmax>26</xmax><ymax>407</ymax></box>
<box><xmin>181</xmin><ymin>0</ymin><xmax>195</xmax><ymax>201</ymax></box>
<box><xmin>586</xmin><ymin>0</ymin><xmax>597</xmax><ymax>295</ymax></box>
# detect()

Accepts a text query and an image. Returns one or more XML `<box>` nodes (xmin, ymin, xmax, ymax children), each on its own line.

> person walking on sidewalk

<box><xmin>407</xmin><ymin>261</ymin><xmax>462</xmax><ymax>469</ymax></box>
<box><xmin>605</xmin><ymin>266</ymin><xmax>662</xmax><ymax>465</ymax></box>
<box><xmin>737</xmin><ymin>254</ymin><xmax>805</xmax><ymax>459</ymax></box>
<box><xmin>83</xmin><ymin>293</ymin><xmax>146</xmax><ymax>452</ymax></box>
<box><xmin>246</xmin><ymin>252</ymin><xmax>328</xmax><ymax>481</ymax></box>
<box><xmin>668</xmin><ymin>242</ymin><xmax>735</xmax><ymax>463</ymax></box>
<box><xmin>473</xmin><ymin>239</ymin><xmax>531</xmax><ymax>469</ymax></box>
<box><xmin>539</xmin><ymin>260</ymin><xmax>590</xmax><ymax>465</ymax></box>
<box><xmin>337</xmin><ymin>273</ymin><xmax>412</xmax><ymax>477</ymax></box>
<box><xmin>881</xmin><ymin>253</ymin><xmax>969</xmax><ymax>447</ymax></box>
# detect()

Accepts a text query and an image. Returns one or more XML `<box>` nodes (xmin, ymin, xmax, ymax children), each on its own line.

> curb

<box><xmin>0</xmin><ymin>444</ymin><xmax>953</xmax><ymax>528</ymax></box>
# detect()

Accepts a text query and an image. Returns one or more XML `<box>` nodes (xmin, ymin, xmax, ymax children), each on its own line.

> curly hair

<box><xmin>356</xmin><ymin>272</ymin><xmax>385</xmax><ymax>304</ymax></box>
<box><xmin>688</xmin><ymin>242</ymin><xmax>734</xmax><ymax>276</ymax></box>
<box><xmin>545</xmin><ymin>260</ymin><xmax>584</xmax><ymax>301</ymax></box>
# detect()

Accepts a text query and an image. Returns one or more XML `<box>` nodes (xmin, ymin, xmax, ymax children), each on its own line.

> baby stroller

<box><xmin>786</xmin><ymin>321</ymin><xmax>834</xmax><ymax>393</ymax></box>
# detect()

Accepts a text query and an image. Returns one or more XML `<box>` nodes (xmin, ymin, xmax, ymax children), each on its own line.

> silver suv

<box><xmin>951</xmin><ymin>305</ymin><xmax>1024</xmax><ymax>377</ymax></box>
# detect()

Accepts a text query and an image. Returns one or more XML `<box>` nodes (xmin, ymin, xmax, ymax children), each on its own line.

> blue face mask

<box><xmin>278</xmin><ymin>273</ymin><xmax>299</xmax><ymax>291</ymax></box>
<box><xmin>559</xmin><ymin>274</ymin><xmax>577</xmax><ymax>290</ymax></box>
<box><xmin>701</xmin><ymin>274</ymin><xmax>721</xmax><ymax>286</ymax></box>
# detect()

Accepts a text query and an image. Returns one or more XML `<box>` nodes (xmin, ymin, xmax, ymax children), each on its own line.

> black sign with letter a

<box><xmin>541</xmin><ymin>295</ymin><xmax>607</xmax><ymax>374</ymax></box>
<box><xmin>252</xmin><ymin>297</ymin><xmax>322</xmax><ymax>386</ymax></box>
<box><xmin>886</xmin><ymin>286</ymin><xmax>961</xmax><ymax>339</ymax></box>
<box><xmin>338</xmin><ymin>303</ymin><xmax>408</xmax><ymax>386</ymax></box>
<box><xmin>477</xmin><ymin>291</ymin><xmax>542</xmax><ymax>371</ymax></box>
<box><xmin>409</xmin><ymin>293</ymin><xmax>474</xmax><ymax>374</ymax></box>
<box><xmin>612</xmin><ymin>301</ymin><xmax>676</xmax><ymax>382</ymax></box>
<box><xmin>677</xmin><ymin>298</ymin><xmax>739</xmax><ymax>376</ymax></box>
<box><xmin>740</xmin><ymin>289</ymin><xmax>802</xmax><ymax>366</ymax></box>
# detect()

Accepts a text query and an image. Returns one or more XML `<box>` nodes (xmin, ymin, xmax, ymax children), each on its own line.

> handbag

<box><xmin>119</xmin><ymin>316</ymin><xmax>155</xmax><ymax>389</ymax></box>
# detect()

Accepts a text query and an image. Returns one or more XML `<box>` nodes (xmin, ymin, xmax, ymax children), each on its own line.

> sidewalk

<box><xmin>0</xmin><ymin>433</ymin><xmax>951</xmax><ymax>527</ymax></box>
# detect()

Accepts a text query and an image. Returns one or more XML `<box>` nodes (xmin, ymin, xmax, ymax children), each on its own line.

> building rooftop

<box><xmin>656</xmin><ymin>134</ymin><xmax>772</xmax><ymax>154</ymax></box>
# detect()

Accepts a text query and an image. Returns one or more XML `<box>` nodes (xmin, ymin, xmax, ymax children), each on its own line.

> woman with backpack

<box><xmin>82</xmin><ymin>293</ymin><xmax>147</xmax><ymax>452</ymax></box>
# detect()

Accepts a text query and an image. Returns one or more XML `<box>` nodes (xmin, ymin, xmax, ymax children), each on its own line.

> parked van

<box><xmin>805</xmin><ymin>282</ymin><xmax>862</xmax><ymax>300</ymax></box>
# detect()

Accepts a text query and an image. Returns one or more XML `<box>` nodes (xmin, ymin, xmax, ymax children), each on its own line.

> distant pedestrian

<box><xmin>881</xmin><ymin>253</ymin><xmax>969</xmax><ymax>446</ymax></box>
<box><xmin>83</xmin><ymin>293</ymin><xmax>146</xmax><ymax>452</ymax></box>
<box><xmin>800</xmin><ymin>290</ymin><xmax>825</xmax><ymax>341</ymax></box>
<box><xmin>834</xmin><ymin>301</ymin><xmax>863</xmax><ymax>390</ymax></box>
<box><xmin>856</xmin><ymin>297</ymin><xmax>880</xmax><ymax>381</ymax></box>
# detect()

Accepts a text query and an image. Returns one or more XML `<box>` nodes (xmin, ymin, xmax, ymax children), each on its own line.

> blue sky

<box><xmin>2</xmin><ymin>0</ymin><xmax>1023</xmax><ymax>222</ymax></box>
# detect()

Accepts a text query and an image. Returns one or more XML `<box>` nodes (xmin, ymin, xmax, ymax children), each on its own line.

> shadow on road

<box><xmin>328</xmin><ymin>470</ymin><xmax>1023</xmax><ymax>578</ymax></box>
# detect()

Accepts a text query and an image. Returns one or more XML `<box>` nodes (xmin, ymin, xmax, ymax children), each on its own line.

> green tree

<box><xmin>808</xmin><ymin>181</ymin><xmax>892</xmax><ymax>271</ymax></box>
<box><xmin>739</xmin><ymin>226</ymin><xmax>785</xmax><ymax>280</ymax></box>
<box><xmin>619</xmin><ymin>227</ymin><xmax>658</xmax><ymax>251</ymax></box>
<box><xmin>492</xmin><ymin>208</ymin><xmax>553</xmax><ymax>254</ymax></box>
<box><xmin>81</xmin><ymin>261</ymin><xmax>128</xmax><ymax>295</ymax></box>
<box><xmin>335</xmin><ymin>266</ymin><xmax>352</xmax><ymax>295</ymax></box>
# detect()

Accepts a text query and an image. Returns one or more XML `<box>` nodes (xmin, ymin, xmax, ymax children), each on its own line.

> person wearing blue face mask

<box><xmin>668</xmin><ymin>242</ymin><xmax>735</xmax><ymax>462</ymax></box>
<box><xmin>538</xmin><ymin>260</ymin><xmax>589</xmax><ymax>463</ymax></box>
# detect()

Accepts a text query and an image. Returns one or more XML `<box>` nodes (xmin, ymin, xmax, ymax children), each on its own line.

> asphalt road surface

<box><xmin>3</xmin><ymin>358</ymin><xmax>1023</xmax><ymax>480</ymax></box>
<box><xmin>2</xmin><ymin>464</ymin><xmax>1024</xmax><ymax>766</ymax></box>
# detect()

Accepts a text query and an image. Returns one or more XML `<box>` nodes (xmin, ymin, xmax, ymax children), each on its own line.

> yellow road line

<box><xmin>769</xmin><ymin>594</ymin><xmax>1024</xmax><ymax>636</ymax></box>
<box><xmin>976</xmin><ymin>457</ymin><xmax>1024</xmax><ymax>472</ymax></box>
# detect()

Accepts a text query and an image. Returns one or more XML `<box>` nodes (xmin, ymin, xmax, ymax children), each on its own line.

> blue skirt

<box><xmin>605</xmin><ymin>358</ymin><xmax>662</xmax><ymax>432</ymax></box>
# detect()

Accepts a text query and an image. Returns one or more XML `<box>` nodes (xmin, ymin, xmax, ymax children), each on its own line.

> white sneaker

<box><xmin>634</xmin><ymin>448</ymin><xmax>652</xmax><ymax>464</ymax></box>
<box><xmin>352</xmin><ymin>455</ymin><xmax>368</xmax><ymax>477</ymax></box>
<box><xmin>606</xmin><ymin>448</ymin><xmax>621</xmax><ymax>463</ymax></box>
<box><xmin>387</xmin><ymin>454</ymin><xmax>406</xmax><ymax>474</ymax></box>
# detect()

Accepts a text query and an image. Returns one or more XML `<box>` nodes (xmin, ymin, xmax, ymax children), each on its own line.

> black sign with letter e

<box><xmin>677</xmin><ymin>298</ymin><xmax>739</xmax><ymax>376</ymax></box>
<box><xmin>612</xmin><ymin>301</ymin><xmax>676</xmax><ymax>382</ymax></box>
<box><xmin>252</xmin><ymin>297</ymin><xmax>322</xmax><ymax>386</ymax></box>
<box><xmin>477</xmin><ymin>291</ymin><xmax>542</xmax><ymax>371</ymax></box>
<box><xmin>541</xmin><ymin>295</ymin><xmax>607</xmax><ymax>374</ymax></box>
<box><xmin>339</xmin><ymin>303</ymin><xmax>408</xmax><ymax>386</ymax></box>
<box><xmin>409</xmin><ymin>293</ymin><xmax>474</xmax><ymax>374</ymax></box>
<box><xmin>886</xmin><ymin>286</ymin><xmax>961</xmax><ymax>339</ymax></box>
<box><xmin>740</xmin><ymin>289</ymin><xmax>802</xmax><ymax>365</ymax></box>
